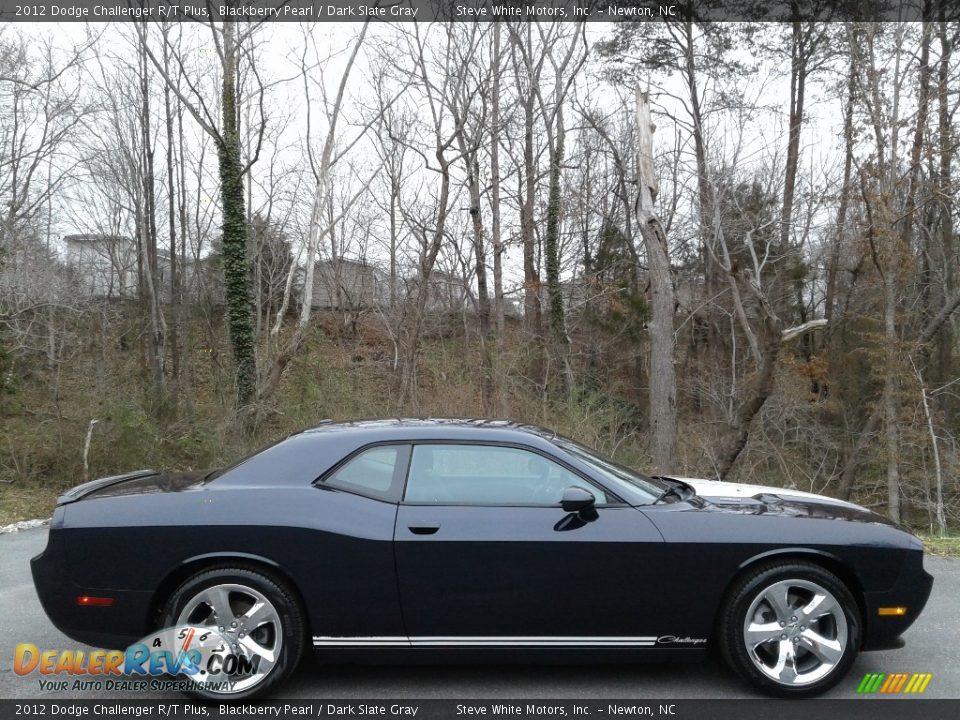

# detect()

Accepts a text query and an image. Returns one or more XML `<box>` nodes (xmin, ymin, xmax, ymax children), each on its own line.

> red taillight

<box><xmin>76</xmin><ymin>595</ymin><xmax>113</xmax><ymax>607</ymax></box>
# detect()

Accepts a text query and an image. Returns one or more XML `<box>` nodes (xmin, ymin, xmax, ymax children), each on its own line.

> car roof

<box><xmin>297</xmin><ymin>417</ymin><xmax>559</xmax><ymax>443</ymax></box>
<box><xmin>216</xmin><ymin>418</ymin><xmax>663</xmax><ymax>505</ymax></box>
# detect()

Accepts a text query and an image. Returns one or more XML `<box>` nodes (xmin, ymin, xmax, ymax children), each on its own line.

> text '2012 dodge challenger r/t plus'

<box><xmin>31</xmin><ymin>419</ymin><xmax>933</xmax><ymax>699</ymax></box>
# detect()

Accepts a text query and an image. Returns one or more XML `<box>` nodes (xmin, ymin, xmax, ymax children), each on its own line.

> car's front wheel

<box><xmin>161</xmin><ymin>566</ymin><xmax>305</xmax><ymax>700</ymax></box>
<box><xmin>718</xmin><ymin>561</ymin><xmax>861</xmax><ymax>697</ymax></box>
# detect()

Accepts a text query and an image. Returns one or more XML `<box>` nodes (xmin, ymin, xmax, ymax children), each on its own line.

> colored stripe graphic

<box><xmin>904</xmin><ymin>674</ymin><xmax>920</xmax><ymax>693</ymax></box>
<box><xmin>892</xmin><ymin>673</ymin><xmax>909</xmax><ymax>693</ymax></box>
<box><xmin>857</xmin><ymin>672</ymin><xmax>880</xmax><ymax>694</ymax></box>
<box><xmin>856</xmin><ymin>672</ymin><xmax>932</xmax><ymax>694</ymax></box>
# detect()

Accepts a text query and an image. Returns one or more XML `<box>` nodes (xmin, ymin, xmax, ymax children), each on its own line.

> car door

<box><xmin>393</xmin><ymin>442</ymin><xmax>666</xmax><ymax>646</ymax></box>
<box><xmin>307</xmin><ymin>443</ymin><xmax>410</xmax><ymax>644</ymax></box>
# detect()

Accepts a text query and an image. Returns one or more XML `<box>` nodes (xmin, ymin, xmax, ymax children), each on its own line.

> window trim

<box><xmin>399</xmin><ymin>440</ymin><xmax>627</xmax><ymax>508</ymax></box>
<box><xmin>314</xmin><ymin>442</ymin><xmax>411</xmax><ymax>503</ymax></box>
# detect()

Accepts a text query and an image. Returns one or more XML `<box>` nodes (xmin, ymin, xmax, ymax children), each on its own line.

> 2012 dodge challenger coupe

<box><xmin>32</xmin><ymin>419</ymin><xmax>932</xmax><ymax>699</ymax></box>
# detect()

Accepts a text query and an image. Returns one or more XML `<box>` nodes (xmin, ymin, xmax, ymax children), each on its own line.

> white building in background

<box><xmin>60</xmin><ymin>233</ymin><xmax>231</xmax><ymax>305</ymax></box>
<box><xmin>62</xmin><ymin>234</ymin><xmax>138</xmax><ymax>299</ymax></box>
<box><xmin>417</xmin><ymin>270</ymin><xmax>470</xmax><ymax>314</ymax></box>
<box><xmin>301</xmin><ymin>258</ymin><xmax>476</xmax><ymax>315</ymax></box>
<box><xmin>305</xmin><ymin>258</ymin><xmax>390</xmax><ymax>310</ymax></box>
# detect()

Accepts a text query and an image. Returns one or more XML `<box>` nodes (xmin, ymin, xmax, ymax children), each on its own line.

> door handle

<box><xmin>408</xmin><ymin>523</ymin><xmax>440</xmax><ymax>535</ymax></box>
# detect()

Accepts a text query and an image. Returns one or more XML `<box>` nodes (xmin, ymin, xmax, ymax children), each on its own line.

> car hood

<box><xmin>673</xmin><ymin>477</ymin><xmax>859</xmax><ymax>507</ymax></box>
<box><xmin>667</xmin><ymin>476</ymin><xmax>899</xmax><ymax>526</ymax></box>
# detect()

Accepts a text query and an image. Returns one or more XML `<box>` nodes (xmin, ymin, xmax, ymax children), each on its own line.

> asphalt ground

<box><xmin>1</xmin><ymin>528</ymin><xmax>957</xmax><ymax>700</ymax></box>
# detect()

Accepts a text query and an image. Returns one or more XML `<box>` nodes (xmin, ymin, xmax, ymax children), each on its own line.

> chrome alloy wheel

<box><xmin>176</xmin><ymin>582</ymin><xmax>283</xmax><ymax>694</ymax></box>
<box><xmin>742</xmin><ymin>578</ymin><xmax>848</xmax><ymax>687</ymax></box>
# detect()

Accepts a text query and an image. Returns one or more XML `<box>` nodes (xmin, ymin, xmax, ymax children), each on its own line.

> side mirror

<box><xmin>561</xmin><ymin>486</ymin><xmax>596</xmax><ymax>513</ymax></box>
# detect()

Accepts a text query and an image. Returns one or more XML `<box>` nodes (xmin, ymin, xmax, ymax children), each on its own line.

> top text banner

<box><xmin>0</xmin><ymin>0</ymin><xmax>951</xmax><ymax>22</ymax></box>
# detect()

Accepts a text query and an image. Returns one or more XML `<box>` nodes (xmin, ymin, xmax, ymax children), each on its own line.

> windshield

<box><xmin>553</xmin><ymin>438</ymin><xmax>667</xmax><ymax>504</ymax></box>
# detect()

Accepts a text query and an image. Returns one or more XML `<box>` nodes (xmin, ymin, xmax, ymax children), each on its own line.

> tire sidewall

<box><xmin>161</xmin><ymin>567</ymin><xmax>304</xmax><ymax>701</ymax></box>
<box><xmin>721</xmin><ymin>562</ymin><xmax>861</xmax><ymax>698</ymax></box>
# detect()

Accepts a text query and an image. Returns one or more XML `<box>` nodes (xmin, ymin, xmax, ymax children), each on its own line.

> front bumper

<box><xmin>861</xmin><ymin>551</ymin><xmax>934</xmax><ymax>651</ymax></box>
<box><xmin>30</xmin><ymin>529</ymin><xmax>152</xmax><ymax>649</ymax></box>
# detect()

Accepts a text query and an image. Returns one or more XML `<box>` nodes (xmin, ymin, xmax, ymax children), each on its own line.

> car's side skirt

<box><xmin>313</xmin><ymin>636</ymin><xmax>661</xmax><ymax>648</ymax></box>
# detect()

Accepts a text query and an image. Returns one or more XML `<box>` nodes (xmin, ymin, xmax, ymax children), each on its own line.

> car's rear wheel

<box><xmin>718</xmin><ymin>561</ymin><xmax>861</xmax><ymax>697</ymax></box>
<box><xmin>161</xmin><ymin>567</ymin><xmax>304</xmax><ymax>700</ymax></box>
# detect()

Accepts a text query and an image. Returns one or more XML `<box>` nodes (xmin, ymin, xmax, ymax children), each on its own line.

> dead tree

<box><xmin>634</xmin><ymin>90</ymin><xmax>677</xmax><ymax>473</ymax></box>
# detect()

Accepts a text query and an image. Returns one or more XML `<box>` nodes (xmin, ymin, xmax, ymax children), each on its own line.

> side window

<box><xmin>404</xmin><ymin>444</ymin><xmax>608</xmax><ymax>506</ymax></box>
<box><xmin>324</xmin><ymin>445</ymin><xmax>405</xmax><ymax>501</ymax></box>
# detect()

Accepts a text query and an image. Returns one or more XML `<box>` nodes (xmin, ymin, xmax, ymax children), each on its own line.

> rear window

<box><xmin>323</xmin><ymin>445</ymin><xmax>406</xmax><ymax>501</ymax></box>
<box><xmin>214</xmin><ymin>434</ymin><xmax>333</xmax><ymax>485</ymax></box>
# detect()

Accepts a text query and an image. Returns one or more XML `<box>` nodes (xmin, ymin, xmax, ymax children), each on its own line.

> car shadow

<box><xmin>276</xmin><ymin>654</ymin><xmax>750</xmax><ymax>699</ymax></box>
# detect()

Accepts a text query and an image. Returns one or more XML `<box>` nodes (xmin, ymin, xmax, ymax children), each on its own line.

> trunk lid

<box><xmin>56</xmin><ymin>469</ymin><xmax>212</xmax><ymax>505</ymax></box>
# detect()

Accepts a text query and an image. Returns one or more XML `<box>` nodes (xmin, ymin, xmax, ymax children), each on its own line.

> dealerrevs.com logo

<box><xmin>856</xmin><ymin>672</ymin><xmax>934</xmax><ymax>695</ymax></box>
<box><xmin>13</xmin><ymin>625</ymin><xmax>257</xmax><ymax>693</ymax></box>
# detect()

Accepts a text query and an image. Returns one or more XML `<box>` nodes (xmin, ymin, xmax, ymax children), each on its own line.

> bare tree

<box><xmin>141</xmin><ymin>10</ymin><xmax>269</xmax><ymax>411</ymax></box>
<box><xmin>390</xmin><ymin>23</ymin><xmax>476</xmax><ymax>408</ymax></box>
<box><xmin>489</xmin><ymin>23</ymin><xmax>509</xmax><ymax>415</ymax></box>
<box><xmin>258</xmin><ymin>21</ymin><xmax>374</xmax><ymax>406</ymax></box>
<box><xmin>509</xmin><ymin>23</ymin><xmax>543</xmax><ymax>340</ymax></box>
<box><xmin>0</xmin><ymin>29</ymin><xmax>90</xmax><ymax>401</ymax></box>
<box><xmin>635</xmin><ymin>90</ymin><xmax>677</xmax><ymax>473</ymax></box>
<box><xmin>0</xmin><ymin>29</ymin><xmax>90</xmax><ymax>245</ymax></box>
<box><xmin>133</xmin><ymin>23</ymin><xmax>169</xmax><ymax>410</ymax></box>
<box><xmin>449</xmin><ymin>24</ymin><xmax>496</xmax><ymax>412</ymax></box>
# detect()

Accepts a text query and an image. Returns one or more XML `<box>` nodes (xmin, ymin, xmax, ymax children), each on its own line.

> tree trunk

<box><xmin>463</xmin><ymin>148</ymin><xmax>494</xmax><ymax>412</ymax></box>
<box><xmin>454</xmin><ymin>116</ymin><xmax>495</xmax><ymax>415</ymax></box>
<box><xmin>901</xmin><ymin>8</ymin><xmax>934</xmax><ymax>253</ymax></box>
<box><xmin>781</xmin><ymin>22</ymin><xmax>813</xmax><ymax>363</ymax></box>
<box><xmin>389</xmin><ymin>178</ymin><xmax>398</xmax><ymax>308</ymax></box>
<box><xmin>882</xmin><ymin>267</ymin><xmax>901</xmax><ymax>523</ymax></box>
<box><xmin>779</xmin><ymin>21</ymin><xmax>807</xmax><ymax>253</ymax></box>
<box><xmin>162</xmin><ymin>22</ymin><xmax>180</xmax><ymax>412</ymax></box>
<box><xmin>825</xmin><ymin>54</ymin><xmax>856</xmax><ymax>327</ymax></box>
<box><xmin>450</xmin><ymin>61</ymin><xmax>496</xmax><ymax>412</ymax></box>
<box><xmin>398</xmin><ymin>161</ymin><xmax>451</xmax><ymax>409</ymax></box>
<box><xmin>521</xmin><ymin>89</ymin><xmax>541</xmax><ymax>338</ymax></box>
<box><xmin>913</xmin><ymin>360</ymin><xmax>946</xmax><ymax>535</ymax></box>
<box><xmin>176</xmin><ymin>96</ymin><xmax>194</xmax><ymax>418</ymax></box>
<box><xmin>514</xmin><ymin>23</ymin><xmax>541</xmax><ymax>340</ymax></box>
<box><xmin>218</xmin><ymin>19</ymin><xmax>257</xmax><ymax>409</ymax></box>
<box><xmin>681</xmin><ymin>22</ymin><xmax>719</xmax><ymax>356</ymax></box>
<box><xmin>713</xmin><ymin>310</ymin><xmax>782</xmax><ymax>480</ymax></box>
<box><xmin>543</xmin><ymin>108</ymin><xmax>574</xmax><ymax>394</ymax></box>
<box><xmin>138</xmin><ymin>24</ymin><xmax>166</xmax><ymax>409</ymax></box>
<box><xmin>490</xmin><ymin>23</ymin><xmax>508</xmax><ymax>416</ymax></box>
<box><xmin>635</xmin><ymin>90</ymin><xmax>677</xmax><ymax>473</ymax></box>
<box><xmin>935</xmin><ymin>17</ymin><xmax>955</xmax><ymax>415</ymax></box>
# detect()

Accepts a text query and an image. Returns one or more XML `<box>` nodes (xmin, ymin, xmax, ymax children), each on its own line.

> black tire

<box><xmin>160</xmin><ymin>566</ymin><xmax>305</xmax><ymax>701</ymax></box>
<box><xmin>718</xmin><ymin>561</ymin><xmax>861</xmax><ymax>698</ymax></box>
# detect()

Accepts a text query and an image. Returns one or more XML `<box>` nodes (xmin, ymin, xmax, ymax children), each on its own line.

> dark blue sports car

<box><xmin>32</xmin><ymin>419</ymin><xmax>932</xmax><ymax>699</ymax></box>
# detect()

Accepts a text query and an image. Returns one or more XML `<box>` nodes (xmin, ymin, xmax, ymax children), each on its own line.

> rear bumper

<box><xmin>861</xmin><ymin>551</ymin><xmax>933</xmax><ymax>652</ymax></box>
<box><xmin>30</xmin><ymin>529</ymin><xmax>151</xmax><ymax>649</ymax></box>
